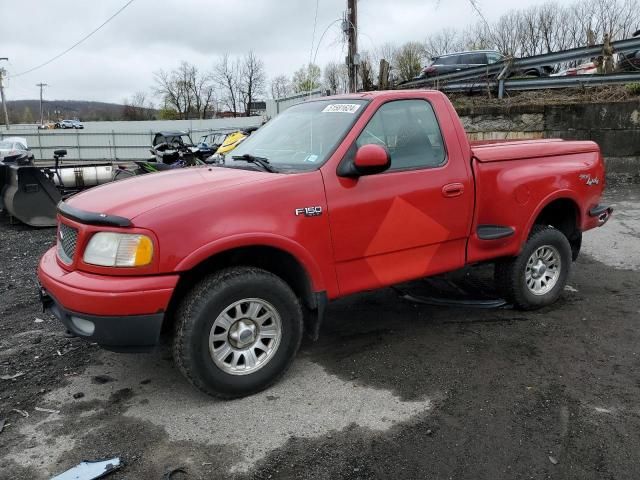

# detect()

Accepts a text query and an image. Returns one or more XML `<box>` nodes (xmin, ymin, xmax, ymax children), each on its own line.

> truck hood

<box><xmin>66</xmin><ymin>166</ymin><xmax>276</xmax><ymax>221</ymax></box>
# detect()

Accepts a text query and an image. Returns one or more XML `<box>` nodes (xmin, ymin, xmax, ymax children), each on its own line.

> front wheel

<box><xmin>173</xmin><ymin>267</ymin><xmax>303</xmax><ymax>398</ymax></box>
<box><xmin>495</xmin><ymin>226</ymin><xmax>572</xmax><ymax>310</ymax></box>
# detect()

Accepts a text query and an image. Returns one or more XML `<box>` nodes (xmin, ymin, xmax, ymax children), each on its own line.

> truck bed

<box><xmin>471</xmin><ymin>139</ymin><xmax>599</xmax><ymax>163</ymax></box>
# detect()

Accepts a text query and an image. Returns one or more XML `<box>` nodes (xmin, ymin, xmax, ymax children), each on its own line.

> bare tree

<box><xmin>324</xmin><ymin>61</ymin><xmax>348</xmax><ymax>94</ymax></box>
<box><xmin>188</xmin><ymin>68</ymin><xmax>216</xmax><ymax>119</ymax></box>
<box><xmin>292</xmin><ymin>64</ymin><xmax>322</xmax><ymax>93</ymax></box>
<box><xmin>424</xmin><ymin>28</ymin><xmax>464</xmax><ymax>58</ymax></box>
<box><xmin>213</xmin><ymin>54</ymin><xmax>241</xmax><ymax>116</ymax></box>
<box><xmin>154</xmin><ymin>62</ymin><xmax>214</xmax><ymax>119</ymax></box>
<box><xmin>123</xmin><ymin>91</ymin><xmax>153</xmax><ymax>120</ymax></box>
<box><xmin>239</xmin><ymin>51</ymin><xmax>266</xmax><ymax>117</ymax></box>
<box><xmin>270</xmin><ymin>75</ymin><xmax>291</xmax><ymax>99</ymax></box>
<box><xmin>358</xmin><ymin>52</ymin><xmax>375</xmax><ymax>90</ymax></box>
<box><xmin>154</xmin><ymin>68</ymin><xmax>187</xmax><ymax>119</ymax></box>
<box><xmin>393</xmin><ymin>42</ymin><xmax>426</xmax><ymax>82</ymax></box>
<box><xmin>324</xmin><ymin>61</ymin><xmax>340</xmax><ymax>94</ymax></box>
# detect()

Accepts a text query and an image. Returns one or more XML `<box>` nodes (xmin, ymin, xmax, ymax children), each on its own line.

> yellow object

<box><xmin>215</xmin><ymin>131</ymin><xmax>248</xmax><ymax>155</ymax></box>
<box><xmin>134</xmin><ymin>235</ymin><xmax>154</xmax><ymax>266</ymax></box>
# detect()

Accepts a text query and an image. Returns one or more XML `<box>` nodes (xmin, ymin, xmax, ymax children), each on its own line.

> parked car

<box><xmin>415</xmin><ymin>50</ymin><xmax>552</xmax><ymax>79</ymax></box>
<box><xmin>0</xmin><ymin>136</ymin><xmax>34</xmax><ymax>165</ymax></box>
<box><xmin>616</xmin><ymin>29</ymin><xmax>640</xmax><ymax>71</ymax></box>
<box><xmin>551</xmin><ymin>61</ymin><xmax>598</xmax><ymax>76</ymax></box>
<box><xmin>38</xmin><ymin>90</ymin><xmax>611</xmax><ymax>399</ymax></box>
<box><xmin>57</xmin><ymin>119</ymin><xmax>84</xmax><ymax>129</ymax></box>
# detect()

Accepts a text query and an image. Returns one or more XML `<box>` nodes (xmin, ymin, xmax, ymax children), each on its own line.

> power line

<box><xmin>9</xmin><ymin>0</ymin><xmax>136</xmax><ymax>78</ymax></box>
<box><xmin>308</xmin><ymin>0</ymin><xmax>320</xmax><ymax>67</ymax></box>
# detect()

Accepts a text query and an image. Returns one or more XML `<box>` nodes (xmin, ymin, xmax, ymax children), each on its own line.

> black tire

<box><xmin>173</xmin><ymin>267</ymin><xmax>303</xmax><ymax>399</ymax></box>
<box><xmin>495</xmin><ymin>225</ymin><xmax>572</xmax><ymax>310</ymax></box>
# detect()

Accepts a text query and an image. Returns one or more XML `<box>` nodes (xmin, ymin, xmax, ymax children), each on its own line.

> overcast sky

<box><xmin>3</xmin><ymin>0</ymin><xmax>553</xmax><ymax>104</ymax></box>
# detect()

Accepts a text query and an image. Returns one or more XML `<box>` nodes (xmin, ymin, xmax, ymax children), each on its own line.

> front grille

<box><xmin>57</xmin><ymin>223</ymin><xmax>78</xmax><ymax>264</ymax></box>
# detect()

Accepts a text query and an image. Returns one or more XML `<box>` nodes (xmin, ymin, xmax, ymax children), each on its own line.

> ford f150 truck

<box><xmin>38</xmin><ymin>90</ymin><xmax>612</xmax><ymax>398</ymax></box>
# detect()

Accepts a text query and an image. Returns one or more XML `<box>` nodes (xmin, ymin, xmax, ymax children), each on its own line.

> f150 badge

<box><xmin>579</xmin><ymin>174</ymin><xmax>600</xmax><ymax>186</ymax></box>
<box><xmin>295</xmin><ymin>206</ymin><xmax>323</xmax><ymax>217</ymax></box>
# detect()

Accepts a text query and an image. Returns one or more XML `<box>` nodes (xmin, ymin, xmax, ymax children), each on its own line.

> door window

<box><xmin>460</xmin><ymin>53</ymin><xmax>486</xmax><ymax>65</ymax></box>
<box><xmin>354</xmin><ymin>100</ymin><xmax>446</xmax><ymax>171</ymax></box>
<box><xmin>433</xmin><ymin>55</ymin><xmax>458</xmax><ymax>66</ymax></box>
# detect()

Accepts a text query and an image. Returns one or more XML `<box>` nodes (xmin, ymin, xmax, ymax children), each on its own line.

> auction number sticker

<box><xmin>322</xmin><ymin>103</ymin><xmax>361</xmax><ymax>113</ymax></box>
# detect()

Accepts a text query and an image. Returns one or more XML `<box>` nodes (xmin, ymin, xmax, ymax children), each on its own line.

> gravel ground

<box><xmin>0</xmin><ymin>185</ymin><xmax>639</xmax><ymax>480</ymax></box>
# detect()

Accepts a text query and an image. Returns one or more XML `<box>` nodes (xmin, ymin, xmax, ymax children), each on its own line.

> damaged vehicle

<box><xmin>0</xmin><ymin>136</ymin><xmax>34</xmax><ymax>164</ymax></box>
<box><xmin>38</xmin><ymin>90</ymin><xmax>611</xmax><ymax>398</ymax></box>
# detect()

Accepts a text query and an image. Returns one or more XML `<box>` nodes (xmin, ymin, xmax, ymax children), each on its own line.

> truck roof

<box><xmin>311</xmin><ymin>89</ymin><xmax>443</xmax><ymax>102</ymax></box>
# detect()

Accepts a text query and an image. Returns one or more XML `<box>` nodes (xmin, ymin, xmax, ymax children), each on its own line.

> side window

<box><xmin>462</xmin><ymin>53</ymin><xmax>486</xmax><ymax>65</ymax></box>
<box><xmin>435</xmin><ymin>56</ymin><xmax>457</xmax><ymax>66</ymax></box>
<box><xmin>487</xmin><ymin>52</ymin><xmax>503</xmax><ymax>64</ymax></box>
<box><xmin>355</xmin><ymin>100</ymin><xmax>446</xmax><ymax>171</ymax></box>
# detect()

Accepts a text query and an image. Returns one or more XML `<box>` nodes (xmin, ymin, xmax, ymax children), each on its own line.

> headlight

<box><xmin>83</xmin><ymin>232</ymin><xmax>153</xmax><ymax>267</ymax></box>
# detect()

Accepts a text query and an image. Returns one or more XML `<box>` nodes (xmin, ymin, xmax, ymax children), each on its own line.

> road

<box><xmin>1</xmin><ymin>184</ymin><xmax>639</xmax><ymax>480</ymax></box>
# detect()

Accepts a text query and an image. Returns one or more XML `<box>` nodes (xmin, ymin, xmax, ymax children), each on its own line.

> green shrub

<box><xmin>625</xmin><ymin>83</ymin><xmax>640</xmax><ymax>95</ymax></box>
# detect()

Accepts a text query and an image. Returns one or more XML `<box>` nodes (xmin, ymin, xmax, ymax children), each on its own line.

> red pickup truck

<box><xmin>38</xmin><ymin>90</ymin><xmax>611</xmax><ymax>398</ymax></box>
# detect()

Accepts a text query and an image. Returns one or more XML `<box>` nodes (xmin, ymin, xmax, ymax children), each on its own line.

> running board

<box><xmin>399</xmin><ymin>292</ymin><xmax>507</xmax><ymax>309</ymax></box>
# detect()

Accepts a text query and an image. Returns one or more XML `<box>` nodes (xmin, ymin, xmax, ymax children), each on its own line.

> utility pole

<box><xmin>36</xmin><ymin>82</ymin><xmax>48</xmax><ymax>126</ymax></box>
<box><xmin>0</xmin><ymin>57</ymin><xmax>9</xmax><ymax>130</ymax></box>
<box><xmin>346</xmin><ymin>0</ymin><xmax>358</xmax><ymax>93</ymax></box>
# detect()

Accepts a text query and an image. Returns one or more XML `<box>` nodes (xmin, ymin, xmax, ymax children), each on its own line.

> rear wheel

<box><xmin>173</xmin><ymin>267</ymin><xmax>303</xmax><ymax>398</ymax></box>
<box><xmin>495</xmin><ymin>226</ymin><xmax>571</xmax><ymax>310</ymax></box>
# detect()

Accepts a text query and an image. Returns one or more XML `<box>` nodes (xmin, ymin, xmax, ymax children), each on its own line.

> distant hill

<box><xmin>5</xmin><ymin>99</ymin><xmax>158</xmax><ymax>123</ymax></box>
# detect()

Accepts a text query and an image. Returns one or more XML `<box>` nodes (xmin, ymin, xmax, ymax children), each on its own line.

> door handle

<box><xmin>442</xmin><ymin>183</ymin><xmax>464</xmax><ymax>197</ymax></box>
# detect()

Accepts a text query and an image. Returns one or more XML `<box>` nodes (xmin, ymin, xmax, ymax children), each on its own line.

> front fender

<box><xmin>174</xmin><ymin>233</ymin><xmax>327</xmax><ymax>292</ymax></box>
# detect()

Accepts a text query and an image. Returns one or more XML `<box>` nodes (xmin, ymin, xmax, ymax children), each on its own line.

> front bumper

<box><xmin>38</xmin><ymin>247</ymin><xmax>179</xmax><ymax>351</ymax></box>
<box><xmin>40</xmin><ymin>289</ymin><xmax>164</xmax><ymax>352</ymax></box>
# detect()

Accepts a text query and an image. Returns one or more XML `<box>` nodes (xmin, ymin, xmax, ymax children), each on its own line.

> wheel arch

<box><xmin>164</xmin><ymin>235</ymin><xmax>326</xmax><ymax>335</ymax></box>
<box><xmin>526</xmin><ymin>194</ymin><xmax>582</xmax><ymax>260</ymax></box>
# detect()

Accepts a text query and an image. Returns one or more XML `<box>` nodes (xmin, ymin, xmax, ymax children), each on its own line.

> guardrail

<box><xmin>401</xmin><ymin>36</ymin><xmax>640</xmax><ymax>92</ymax></box>
<box><xmin>428</xmin><ymin>71</ymin><xmax>640</xmax><ymax>94</ymax></box>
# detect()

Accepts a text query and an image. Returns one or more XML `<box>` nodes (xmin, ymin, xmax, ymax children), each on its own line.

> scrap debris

<box><xmin>1</xmin><ymin>372</ymin><xmax>25</xmax><ymax>380</ymax></box>
<box><xmin>35</xmin><ymin>407</ymin><xmax>60</xmax><ymax>414</ymax></box>
<box><xmin>11</xmin><ymin>409</ymin><xmax>29</xmax><ymax>418</ymax></box>
<box><xmin>50</xmin><ymin>458</ymin><xmax>121</xmax><ymax>480</ymax></box>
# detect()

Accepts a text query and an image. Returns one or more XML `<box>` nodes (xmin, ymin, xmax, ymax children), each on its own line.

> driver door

<box><xmin>323</xmin><ymin>98</ymin><xmax>473</xmax><ymax>296</ymax></box>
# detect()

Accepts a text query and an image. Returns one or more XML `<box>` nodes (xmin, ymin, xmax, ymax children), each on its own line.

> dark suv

<box><xmin>415</xmin><ymin>50</ymin><xmax>551</xmax><ymax>79</ymax></box>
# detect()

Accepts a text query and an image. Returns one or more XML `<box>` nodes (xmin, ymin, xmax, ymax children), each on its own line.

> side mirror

<box><xmin>339</xmin><ymin>144</ymin><xmax>391</xmax><ymax>177</ymax></box>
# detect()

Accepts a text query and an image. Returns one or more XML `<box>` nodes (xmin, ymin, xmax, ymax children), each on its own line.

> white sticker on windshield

<box><xmin>322</xmin><ymin>103</ymin><xmax>361</xmax><ymax>113</ymax></box>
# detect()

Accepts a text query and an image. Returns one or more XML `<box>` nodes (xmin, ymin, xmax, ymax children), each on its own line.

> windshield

<box><xmin>228</xmin><ymin>99</ymin><xmax>368</xmax><ymax>172</ymax></box>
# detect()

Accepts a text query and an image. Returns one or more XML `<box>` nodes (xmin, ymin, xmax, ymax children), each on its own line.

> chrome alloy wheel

<box><xmin>525</xmin><ymin>245</ymin><xmax>561</xmax><ymax>296</ymax></box>
<box><xmin>208</xmin><ymin>298</ymin><xmax>282</xmax><ymax>375</ymax></box>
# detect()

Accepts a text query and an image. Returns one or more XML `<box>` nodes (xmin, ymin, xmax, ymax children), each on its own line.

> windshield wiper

<box><xmin>231</xmin><ymin>154</ymin><xmax>277</xmax><ymax>172</ymax></box>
